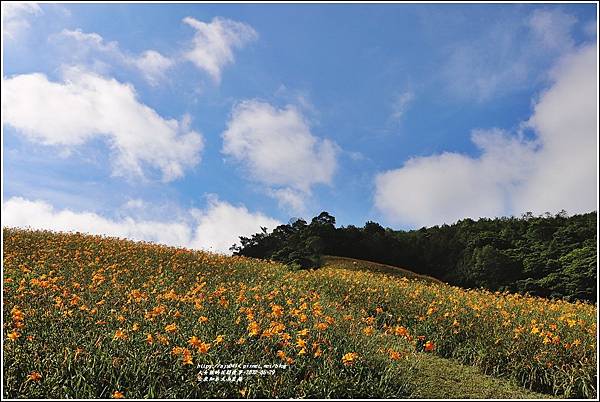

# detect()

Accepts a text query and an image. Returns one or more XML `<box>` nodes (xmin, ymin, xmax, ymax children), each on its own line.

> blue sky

<box><xmin>2</xmin><ymin>2</ymin><xmax>598</xmax><ymax>253</ymax></box>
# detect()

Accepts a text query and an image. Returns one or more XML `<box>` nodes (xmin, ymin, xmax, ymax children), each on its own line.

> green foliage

<box><xmin>233</xmin><ymin>211</ymin><xmax>598</xmax><ymax>302</ymax></box>
<box><xmin>232</xmin><ymin>213</ymin><xmax>336</xmax><ymax>269</ymax></box>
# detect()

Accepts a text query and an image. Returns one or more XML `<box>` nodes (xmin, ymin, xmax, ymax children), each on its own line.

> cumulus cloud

<box><xmin>2</xmin><ymin>2</ymin><xmax>41</xmax><ymax>40</ymax></box>
<box><xmin>55</xmin><ymin>29</ymin><xmax>174</xmax><ymax>85</ymax></box>
<box><xmin>183</xmin><ymin>16</ymin><xmax>258</xmax><ymax>83</ymax></box>
<box><xmin>514</xmin><ymin>43</ymin><xmax>597</xmax><ymax>214</ymax></box>
<box><xmin>268</xmin><ymin>188</ymin><xmax>308</xmax><ymax>214</ymax></box>
<box><xmin>222</xmin><ymin>100</ymin><xmax>338</xmax><ymax>212</ymax></box>
<box><xmin>2</xmin><ymin>68</ymin><xmax>204</xmax><ymax>181</ymax></box>
<box><xmin>375</xmin><ymin>42</ymin><xmax>597</xmax><ymax>227</ymax></box>
<box><xmin>3</xmin><ymin>196</ymin><xmax>280</xmax><ymax>254</ymax></box>
<box><xmin>375</xmin><ymin>130</ymin><xmax>536</xmax><ymax>227</ymax></box>
<box><xmin>189</xmin><ymin>195</ymin><xmax>281</xmax><ymax>253</ymax></box>
<box><xmin>443</xmin><ymin>8</ymin><xmax>579</xmax><ymax>102</ymax></box>
<box><xmin>2</xmin><ymin>197</ymin><xmax>193</xmax><ymax>247</ymax></box>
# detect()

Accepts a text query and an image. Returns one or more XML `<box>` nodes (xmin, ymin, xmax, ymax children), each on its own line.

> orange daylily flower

<box><xmin>113</xmin><ymin>329</ymin><xmax>127</xmax><ymax>340</ymax></box>
<box><xmin>27</xmin><ymin>371</ymin><xmax>42</xmax><ymax>381</ymax></box>
<box><xmin>342</xmin><ymin>352</ymin><xmax>359</xmax><ymax>366</ymax></box>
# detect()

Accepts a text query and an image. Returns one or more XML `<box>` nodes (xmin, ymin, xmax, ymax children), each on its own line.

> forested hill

<box><xmin>232</xmin><ymin>211</ymin><xmax>597</xmax><ymax>302</ymax></box>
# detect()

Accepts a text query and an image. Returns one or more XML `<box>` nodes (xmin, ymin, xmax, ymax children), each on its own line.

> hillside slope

<box><xmin>3</xmin><ymin>229</ymin><xmax>594</xmax><ymax>399</ymax></box>
<box><xmin>322</xmin><ymin>255</ymin><xmax>444</xmax><ymax>284</ymax></box>
<box><xmin>234</xmin><ymin>211</ymin><xmax>597</xmax><ymax>302</ymax></box>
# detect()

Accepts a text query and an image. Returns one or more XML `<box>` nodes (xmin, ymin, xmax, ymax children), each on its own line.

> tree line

<box><xmin>231</xmin><ymin>210</ymin><xmax>597</xmax><ymax>302</ymax></box>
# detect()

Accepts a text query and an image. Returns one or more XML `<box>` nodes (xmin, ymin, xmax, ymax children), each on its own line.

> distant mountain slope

<box><xmin>233</xmin><ymin>211</ymin><xmax>597</xmax><ymax>302</ymax></box>
<box><xmin>322</xmin><ymin>255</ymin><xmax>444</xmax><ymax>285</ymax></box>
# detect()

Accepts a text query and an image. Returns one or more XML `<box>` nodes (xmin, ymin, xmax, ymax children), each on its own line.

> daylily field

<box><xmin>3</xmin><ymin>229</ymin><xmax>596</xmax><ymax>399</ymax></box>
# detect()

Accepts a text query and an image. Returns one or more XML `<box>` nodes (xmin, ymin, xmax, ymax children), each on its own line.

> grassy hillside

<box><xmin>233</xmin><ymin>211</ymin><xmax>597</xmax><ymax>302</ymax></box>
<box><xmin>3</xmin><ymin>229</ymin><xmax>596</xmax><ymax>399</ymax></box>
<box><xmin>322</xmin><ymin>255</ymin><xmax>444</xmax><ymax>284</ymax></box>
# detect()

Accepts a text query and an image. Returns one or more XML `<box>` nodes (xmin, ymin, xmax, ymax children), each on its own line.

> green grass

<box><xmin>407</xmin><ymin>353</ymin><xmax>552</xmax><ymax>399</ymax></box>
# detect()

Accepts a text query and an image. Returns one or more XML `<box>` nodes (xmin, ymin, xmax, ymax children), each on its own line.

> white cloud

<box><xmin>53</xmin><ymin>17</ymin><xmax>256</xmax><ymax>86</ymax></box>
<box><xmin>123</xmin><ymin>198</ymin><xmax>146</xmax><ymax>209</ymax></box>
<box><xmin>2</xmin><ymin>68</ymin><xmax>204</xmax><ymax>181</ymax></box>
<box><xmin>3</xmin><ymin>196</ymin><xmax>281</xmax><ymax>255</ymax></box>
<box><xmin>55</xmin><ymin>29</ymin><xmax>174</xmax><ymax>85</ymax></box>
<box><xmin>183</xmin><ymin>16</ymin><xmax>258</xmax><ymax>83</ymax></box>
<box><xmin>375</xmin><ymin>130</ymin><xmax>536</xmax><ymax>227</ymax></box>
<box><xmin>222</xmin><ymin>100</ymin><xmax>338</xmax><ymax>212</ymax></box>
<box><xmin>514</xmin><ymin>43</ymin><xmax>597</xmax><ymax>214</ymax></box>
<box><xmin>443</xmin><ymin>8</ymin><xmax>579</xmax><ymax>102</ymax></box>
<box><xmin>2</xmin><ymin>2</ymin><xmax>41</xmax><ymax>40</ymax></box>
<box><xmin>130</xmin><ymin>50</ymin><xmax>175</xmax><ymax>85</ymax></box>
<box><xmin>2</xmin><ymin>197</ymin><xmax>193</xmax><ymax>247</ymax></box>
<box><xmin>58</xmin><ymin>29</ymin><xmax>118</xmax><ymax>53</ymax></box>
<box><xmin>375</xmin><ymin>42</ymin><xmax>597</xmax><ymax>227</ymax></box>
<box><xmin>268</xmin><ymin>188</ymin><xmax>307</xmax><ymax>214</ymax></box>
<box><xmin>390</xmin><ymin>91</ymin><xmax>414</xmax><ymax>122</ymax></box>
<box><xmin>190</xmin><ymin>195</ymin><xmax>281</xmax><ymax>253</ymax></box>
